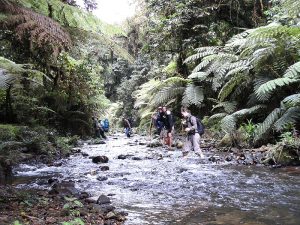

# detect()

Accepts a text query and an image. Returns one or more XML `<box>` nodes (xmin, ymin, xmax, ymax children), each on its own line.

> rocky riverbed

<box><xmin>2</xmin><ymin>133</ymin><xmax>300</xmax><ymax>225</ymax></box>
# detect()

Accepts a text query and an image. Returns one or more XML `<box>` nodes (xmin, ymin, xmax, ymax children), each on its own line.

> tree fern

<box><xmin>188</xmin><ymin>72</ymin><xmax>209</xmax><ymax>81</ymax></box>
<box><xmin>212</xmin><ymin>101</ymin><xmax>237</xmax><ymax>114</ymax></box>
<box><xmin>208</xmin><ymin>112</ymin><xmax>228</xmax><ymax>122</ymax></box>
<box><xmin>254</xmin><ymin>108</ymin><xmax>282</xmax><ymax>142</ymax></box>
<box><xmin>221</xmin><ymin>105</ymin><xmax>265</xmax><ymax>133</ymax></box>
<box><xmin>256</xmin><ymin>62</ymin><xmax>300</xmax><ymax>100</ymax></box>
<box><xmin>218</xmin><ymin>74</ymin><xmax>246</xmax><ymax>101</ymax></box>
<box><xmin>182</xmin><ymin>84</ymin><xmax>204</xmax><ymax>107</ymax></box>
<box><xmin>274</xmin><ymin>106</ymin><xmax>300</xmax><ymax>131</ymax></box>
<box><xmin>282</xmin><ymin>93</ymin><xmax>300</xmax><ymax>106</ymax></box>
<box><xmin>153</xmin><ymin>86</ymin><xmax>185</xmax><ymax>106</ymax></box>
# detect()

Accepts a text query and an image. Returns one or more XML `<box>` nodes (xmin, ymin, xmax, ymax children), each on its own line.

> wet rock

<box><xmin>94</xmin><ymin>140</ymin><xmax>106</xmax><ymax>145</ymax></box>
<box><xmin>117</xmin><ymin>155</ymin><xmax>127</xmax><ymax>159</ymax></box>
<box><xmin>225</xmin><ymin>154</ymin><xmax>233</xmax><ymax>162</ymax></box>
<box><xmin>82</xmin><ymin>152</ymin><xmax>89</xmax><ymax>157</ymax></box>
<box><xmin>208</xmin><ymin>155</ymin><xmax>221</xmax><ymax>162</ymax></box>
<box><xmin>132</xmin><ymin>156</ymin><xmax>142</xmax><ymax>160</ymax></box>
<box><xmin>105</xmin><ymin>211</ymin><xmax>117</xmax><ymax>219</ymax></box>
<box><xmin>19</xmin><ymin>147</ymin><xmax>29</xmax><ymax>153</ymax></box>
<box><xmin>54</xmin><ymin>162</ymin><xmax>62</xmax><ymax>167</ymax></box>
<box><xmin>48</xmin><ymin>181</ymin><xmax>79</xmax><ymax>196</ymax></box>
<box><xmin>48</xmin><ymin>178</ymin><xmax>58</xmax><ymax>185</ymax></box>
<box><xmin>85</xmin><ymin>197</ymin><xmax>97</xmax><ymax>204</ymax></box>
<box><xmin>178</xmin><ymin>167</ymin><xmax>188</xmax><ymax>173</ymax></box>
<box><xmin>147</xmin><ymin>139</ymin><xmax>162</xmax><ymax>147</ymax></box>
<box><xmin>71</xmin><ymin>148</ymin><xmax>81</xmax><ymax>153</ymax></box>
<box><xmin>97</xmin><ymin>176</ymin><xmax>108</xmax><ymax>181</ymax></box>
<box><xmin>97</xmin><ymin>195</ymin><xmax>111</xmax><ymax>205</ymax></box>
<box><xmin>79</xmin><ymin>192</ymin><xmax>90</xmax><ymax>199</ymax></box>
<box><xmin>100</xmin><ymin>166</ymin><xmax>109</xmax><ymax>171</ymax></box>
<box><xmin>92</xmin><ymin>156</ymin><xmax>109</xmax><ymax>164</ymax></box>
<box><xmin>138</xmin><ymin>142</ymin><xmax>146</xmax><ymax>145</ymax></box>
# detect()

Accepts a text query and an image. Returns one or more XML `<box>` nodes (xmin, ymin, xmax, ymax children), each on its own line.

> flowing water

<box><xmin>12</xmin><ymin>134</ymin><xmax>300</xmax><ymax>225</ymax></box>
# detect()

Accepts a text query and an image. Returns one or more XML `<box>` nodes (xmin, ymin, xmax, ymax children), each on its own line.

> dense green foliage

<box><xmin>0</xmin><ymin>0</ymin><xmax>131</xmax><ymax>136</ymax></box>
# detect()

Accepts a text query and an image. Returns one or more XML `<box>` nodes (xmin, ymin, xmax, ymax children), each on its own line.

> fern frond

<box><xmin>221</xmin><ymin>105</ymin><xmax>265</xmax><ymax>133</ymax></box>
<box><xmin>188</xmin><ymin>72</ymin><xmax>209</xmax><ymax>81</ymax></box>
<box><xmin>208</xmin><ymin>113</ymin><xmax>228</xmax><ymax>122</ymax></box>
<box><xmin>255</xmin><ymin>77</ymin><xmax>300</xmax><ymax>101</ymax></box>
<box><xmin>182</xmin><ymin>84</ymin><xmax>204</xmax><ymax>107</ymax></box>
<box><xmin>212</xmin><ymin>101</ymin><xmax>237</xmax><ymax>114</ymax></box>
<box><xmin>274</xmin><ymin>106</ymin><xmax>300</xmax><ymax>131</ymax></box>
<box><xmin>282</xmin><ymin>93</ymin><xmax>300</xmax><ymax>106</ymax></box>
<box><xmin>218</xmin><ymin>74</ymin><xmax>246</xmax><ymax>101</ymax></box>
<box><xmin>254</xmin><ymin>108</ymin><xmax>282</xmax><ymax>141</ymax></box>
<box><xmin>153</xmin><ymin>86</ymin><xmax>185</xmax><ymax>106</ymax></box>
<box><xmin>283</xmin><ymin>61</ymin><xmax>300</xmax><ymax>78</ymax></box>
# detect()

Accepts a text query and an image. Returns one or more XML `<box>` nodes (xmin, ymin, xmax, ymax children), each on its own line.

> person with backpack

<box><xmin>98</xmin><ymin>119</ymin><xmax>107</xmax><ymax>139</ymax></box>
<box><xmin>181</xmin><ymin>107</ymin><xmax>205</xmax><ymax>158</ymax></box>
<box><xmin>150</xmin><ymin>106</ymin><xmax>164</xmax><ymax>135</ymax></box>
<box><xmin>101</xmin><ymin>118</ymin><xmax>110</xmax><ymax>132</ymax></box>
<box><xmin>162</xmin><ymin>106</ymin><xmax>174</xmax><ymax>149</ymax></box>
<box><xmin>123</xmin><ymin>117</ymin><xmax>132</xmax><ymax>138</ymax></box>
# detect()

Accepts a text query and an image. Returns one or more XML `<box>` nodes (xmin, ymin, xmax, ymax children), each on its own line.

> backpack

<box><xmin>102</xmin><ymin>119</ymin><xmax>109</xmax><ymax>132</ymax></box>
<box><xmin>189</xmin><ymin>116</ymin><xmax>205</xmax><ymax>135</ymax></box>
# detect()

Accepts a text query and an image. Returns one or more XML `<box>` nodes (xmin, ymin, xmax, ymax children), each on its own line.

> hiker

<box><xmin>181</xmin><ymin>107</ymin><xmax>204</xmax><ymax>158</ymax></box>
<box><xmin>92</xmin><ymin>117</ymin><xmax>100</xmax><ymax>138</ymax></box>
<box><xmin>161</xmin><ymin>106</ymin><xmax>174</xmax><ymax>149</ymax></box>
<box><xmin>123</xmin><ymin>117</ymin><xmax>132</xmax><ymax>138</ymax></box>
<box><xmin>101</xmin><ymin>118</ymin><xmax>110</xmax><ymax>132</ymax></box>
<box><xmin>151</xmin><ymin>106</ymin><xmax>164</xmax><ymax>135</ymax></box>
<box><xmin>98</xmin><ymin>119</ymin><xmax>107</xmax><ymax>139</ymax></box>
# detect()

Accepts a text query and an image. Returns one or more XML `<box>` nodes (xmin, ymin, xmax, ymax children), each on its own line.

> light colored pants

<box><xmin>183</xmin><ymin>133</ymin><xmax>202</xmax><ymax>153</ymax></box>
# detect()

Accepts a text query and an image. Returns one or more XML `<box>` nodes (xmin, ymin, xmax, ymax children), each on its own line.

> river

<box><xmin>12</xmin><ymin>134</ymin><xmax>300</xmax><ymax>225</ymax></box>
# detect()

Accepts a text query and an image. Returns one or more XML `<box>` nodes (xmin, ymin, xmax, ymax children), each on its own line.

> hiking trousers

<box><xmin>183</xmin><ymin>133</ymin><xmax>202</xmax><ymax>153</ymax></box>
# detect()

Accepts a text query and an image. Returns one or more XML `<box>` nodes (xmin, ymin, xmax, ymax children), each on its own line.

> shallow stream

<box><xmin>12</xmin><ymin>134</ymin><xmax>300</xmax><ymax>225</ymax></box>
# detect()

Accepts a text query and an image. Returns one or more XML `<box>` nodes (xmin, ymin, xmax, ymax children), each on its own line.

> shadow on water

<box><xmin>12</xmin><ymin>134</ymin><xmax>300</xmax><ymax>225</ymax></box>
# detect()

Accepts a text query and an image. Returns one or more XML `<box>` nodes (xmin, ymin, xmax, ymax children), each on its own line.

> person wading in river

<box><xmin>162</xmin><ymin>106</ymin><xmax>174</xmax><ymax>149</ymax></box>
<box><xmin>181</xmin><ymin>107</ymin><xmax>204</xmax><ymax>158</ymax></box>
<box><xmin>123</xmin><ymin>117</ymin><xmax>132</xmax><ymax>138</ymax></box>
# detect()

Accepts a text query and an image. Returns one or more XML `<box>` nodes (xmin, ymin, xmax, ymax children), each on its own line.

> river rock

<box><xmin>117</xmin><ymin>155</ymin><xmax>127</xmax><ymax>159</ymax></box>
<box><xmin>97</xmin><ymin>176</ymin><xmax>108</xmax><ymax>181</ymax></box>
<box><xmin>79</xmin><ymin>192</ymin><xmax>90</xmax><ymax>199</ymax></box>
<box><xmin>100</xmin><ymin>166</ymin><xmax>109</xmax><ymax>171</ymax></box>
<box><xmin>97</xmin><ymin>194</ymin><xmax>111</xmax><ymax>205</ymax></box>
<box><xmin>105</xmin><ymin>211</ymin><xmax>117</xmax><ymax>219</ymax></box>
<box><xmin>225</xmin><ymin>154</ymin><xmax>233</xmax><ymax>162</ymax></box>
<box><xmin>49</xmin><ymin>181</ymin><xmax>79</xmax><ymax>196</ymax></box>
<box><xmin>85</xmin><ymin>197</ymin><xmax>97</xmax><ymax>204</ymax></box>
<box><xmin>132</xmin><ymin>156</ymin><xmax>142</xmax><ymax>160</ymax></box>
<box><xmin>95</xmin><ymin>140</ymin><xmax>106</xmax><ymax>144</ymax></box>
<box><xmin>82</xmin><ymin>152</ymin><xmax>89</xmax><ymax>157</ymax></box>
<box><xmin>92</xmin><ymin>156</ymin><xmax>109</xmax><ymax>164</ymax></box>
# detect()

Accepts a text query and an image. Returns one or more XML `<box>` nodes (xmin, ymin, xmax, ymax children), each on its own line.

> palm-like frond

<box><xmin>282</xmin><ymin>93</ymin><xmax>300</xmax><ymax>106</ymax></box>
<box><xmin>254</xmin><ymin>108</ymin><xmax>282</xmax><ymax>142</ymax></box>
<box><xmin>274</xmin><ymin>106</ymin><xmax>300</xmax><ymax>131</ymax></box>
<box><xmin>221</xmin><ymin>105</ymin><xmax>265</xmax><ymax>133</ymax></box>
<box><xmin>182</xmin><ymin>84</ymin><xmax>204</xmax><ymax>107</ymax></box>
<box><xmin>256</xmin><ymin>61</ymin><xmax>300</xmax><ymax>100</ymax></box>
<box><xmin>212</xmin><ymin>101</ymin><xmax>237</xmax><ymax>114</ymax></box>
<box><xmin>218</xmin><ymin>74</ymin><xmax>247</xmax><ymax>101</ymax></box>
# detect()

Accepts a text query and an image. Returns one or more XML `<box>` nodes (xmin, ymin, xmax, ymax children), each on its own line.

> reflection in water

<box><xmin>13</xmin><ymin>134</ymin><xmax>300</xmax><ymax>225</ymax></box>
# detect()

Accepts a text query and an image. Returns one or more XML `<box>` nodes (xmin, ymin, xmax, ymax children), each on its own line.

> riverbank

<box><xmin>0</xmin><ymin>184</ymin><xmax>126</xmax><ymax>225</ymax></box>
